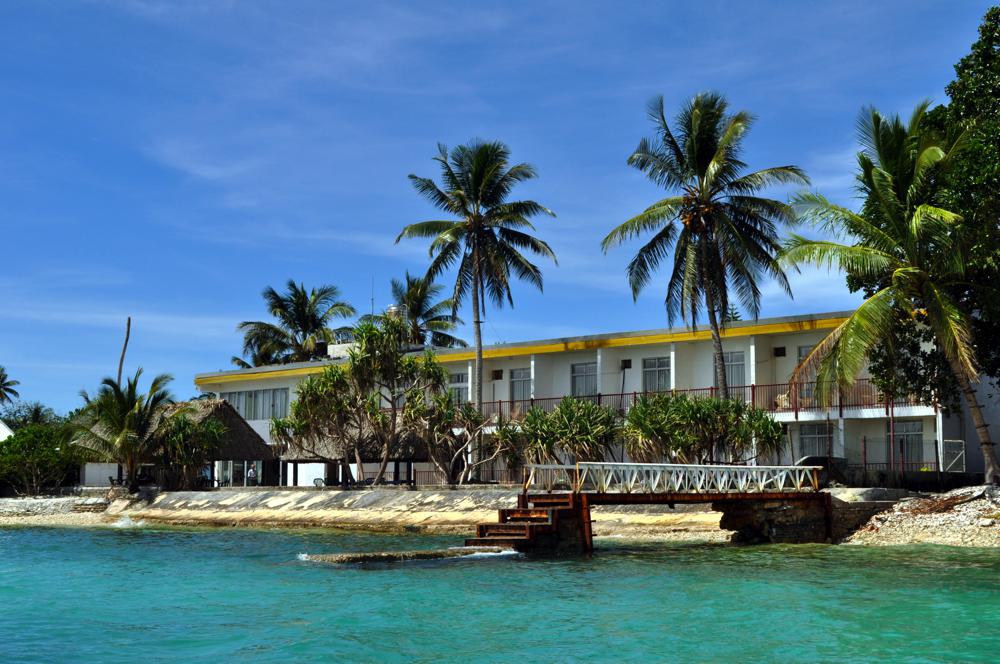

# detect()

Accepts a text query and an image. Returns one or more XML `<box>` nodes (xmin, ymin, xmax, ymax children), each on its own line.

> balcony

<box><xmin>476</xmin><ymin>378</ymin><xmax>929</xmax><ymax>421</ymax></box>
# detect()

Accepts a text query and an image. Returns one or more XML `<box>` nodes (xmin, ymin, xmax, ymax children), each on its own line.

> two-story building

<box><xmin>195</xmin><ymin>310</ymin><xmax>975</xmax><ymax>486</ymax></box>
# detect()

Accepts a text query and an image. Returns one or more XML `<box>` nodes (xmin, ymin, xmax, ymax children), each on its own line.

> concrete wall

<box><xmin>81</xmin><ymin>462</ymin><xmax>120</xmax><ymax>487</ymax></box>
<box><xmin>942</xmin><ymin>381</ymin><xmax>1000</xmax><ymax>474</ymax></box>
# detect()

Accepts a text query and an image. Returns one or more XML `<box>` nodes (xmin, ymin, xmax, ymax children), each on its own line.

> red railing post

<box><xmin>751</xmin><ymin>383</ymin><xmax>756</xmax><ymax>407</ymax></box>
<box><xmin>862</xmin><ymin>435</ymin><xmax>867</xmax><ymax>470</ymax></box>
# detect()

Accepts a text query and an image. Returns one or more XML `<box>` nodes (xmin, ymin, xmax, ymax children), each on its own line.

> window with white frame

<box><xmin>642</xmin><ymin>357</ymin><xmax>671</xmax><ymax>392</ymax></box>
<box><xmin>510</xmin><ymin>368</ymin><xmax>531</xmax><ymax>402</ymax></box>
<box><xmin>571</xmin><ymin>362</ymin><xmax>598</xmax><ymax>397</ymax></box>
<box><xmin>716</xmin><ymin>351</ymin><xmax>745</xmax><ymax>388</ymax></box>
<box><xmin>218</xmin><ymin>388</ymin><xmax>290</xmax><ymax>421</ymax></box>
<box><xmin>799</xmin><ymin>422</ymin><xmax>834</xmax><ymax>458</ymax></box>
<box><xmin>888</xmin><ymin>420</ymin><xmax>924</xmax><ymax>464</ymax></box>
<box><xmin>448</xmin><ymin>372</ymin><xmax>468</xmax><ymax>404</ymax></box>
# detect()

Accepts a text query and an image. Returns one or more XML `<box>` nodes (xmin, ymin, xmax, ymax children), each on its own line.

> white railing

<box><xmin>525</xmin><ymin>462</ymin><xmax>821</xmax><ymax>494</ymax></box>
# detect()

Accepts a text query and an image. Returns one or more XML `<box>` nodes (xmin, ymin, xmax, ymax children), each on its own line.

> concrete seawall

<box><xmin>121</xmin><ymin>488</ymin><xmax>724</xmax><ymax>538</ymax></box>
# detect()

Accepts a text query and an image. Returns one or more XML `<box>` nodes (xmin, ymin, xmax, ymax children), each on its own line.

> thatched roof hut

<box><xmin>166</xmin><ymin>399</ymin><xmax>276</xmax><ymax>461</ymax></box>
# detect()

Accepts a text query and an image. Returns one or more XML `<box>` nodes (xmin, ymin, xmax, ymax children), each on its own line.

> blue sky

<box><xmin>1</xmin><ymin>0</ymin><xmax>993</xmax><ymax>412</ymax></box>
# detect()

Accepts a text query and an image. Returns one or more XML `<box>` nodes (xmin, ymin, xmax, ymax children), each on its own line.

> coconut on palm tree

<box><xmin>396</xmin><ymin>140</ymin><xmax>556</xmax><ymax>414</ymax></box>
<box><xmin>376</xmin><ymin>272</ymin><xmax>466</xmax><ymax>348</ymax></box>
<box><xmin>236</xmin><ymin>280</ymin><xmax>356</xmax><ymax>366</ymax></box>
<box><xmin>72</xmin><ymin>369</ymin><xmax>174</xmax><ymax>491</ymax></box>
<box><xmin>0</xmin><ymin>366</ymin><xmax>20</xmax><ymax>404</ymax></box>
<box><xmin>602</xmin><ymin>93</ymin><xmax>808</xmax><ymax>397</ymax></box>
<box><xmin>782</xmin><ymin>103</ymin><xmax>1000</xmax><ymax>483</ymax></box>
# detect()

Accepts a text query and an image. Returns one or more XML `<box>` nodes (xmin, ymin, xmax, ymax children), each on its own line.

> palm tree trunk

<box><xmin>471</xmin><ymin>254</ymin><xmax>483</xmax><ymax>470</ymax></box>
<box><xmin>947</xmin><ymin>357</ymin><xmax>1000</xmax><ymax>484</ymax></box>
<box><xmin>705</xmin><ymin>289</ymin><xmax>729</xmax><ymax>400</ymax></box>
<box><xmin>700</xmin><ymin>237</ymin><xmax>729</xmax><ymax>400</ymax></box>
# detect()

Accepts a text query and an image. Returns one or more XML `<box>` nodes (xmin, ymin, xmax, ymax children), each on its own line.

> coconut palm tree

<box><xmin>72</xmin><ymin>369</ymin><xmax>174</xmax><ymax>491</ymax></box>
<box><xmin>396</xmin><ymin>140</ymin><xmax>556</xmax><ymax>413</ymax></box>
<box><xmin>782</xmin><ymin>103</ymin><xmax>1000</xmax><ymax>483</ymax></box>
<box><xmin>231</xmin><ymin>344</ymin><xmax>283</xmax><ymax>369</ymax></box>
<box><xmin>386</xmin><ymin>272</ymin><xmax>466</xmax><ymax>348</ymax></box>
<box><xmin>236</xmin><ymin>280</ymin><xmax>356</xmax><ymax>365</ymax></box>
<box><xmin>602</xmin><ymin>93</ymin><xmax>808</xmax><ymax>397</ymax></box>
<box><xmin>0</xmin><ymin>366</ymin><xmax>19</xmax><ymax>404</ymax></box>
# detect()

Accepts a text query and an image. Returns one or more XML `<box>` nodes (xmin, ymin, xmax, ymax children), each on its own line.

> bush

<box><xmin>502</xmin><ymin>398</ymin><xmax>620</xmax><ymax>465</ymax></box>
<box><xmin>0</xmin><ymin>424</ymin><xmax>82</xmax><ymax>495</ymax></box>
<box><xmin>624</xmin><ymin>394</ymin><xmax>783</xmax><ymax>464</ymax></box>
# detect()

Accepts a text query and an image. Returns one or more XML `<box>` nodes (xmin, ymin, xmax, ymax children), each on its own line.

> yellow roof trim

<box><xmin>437</xmin><ymin>316</ymin><xmax>847</xmax><ymax>363</ymax></box>
<box><xmin>195</xmin><ymin>316</ymin><xmax>846</xmax><ymax>386</ymax></box>
<box><xmin>195</xmin><ymin>365</ymin><xmax>330</xmax><ymax>386</ymax></box>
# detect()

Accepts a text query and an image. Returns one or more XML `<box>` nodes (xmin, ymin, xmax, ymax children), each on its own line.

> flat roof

<box><xmin>194</xmin><ymin>309</ymin><xmax>852</xmax><ymax>386</ymax></box>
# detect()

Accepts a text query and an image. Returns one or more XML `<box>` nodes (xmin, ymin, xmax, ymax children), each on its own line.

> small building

<box><xmin>0</xmin><ymin>419</ymin><xmax>12</xmax><ymax>442</ymax></box>
<box><xmin>79</xmin><ymin>398</ymin><xmax>278</xmax><ymax>488</ymax></box>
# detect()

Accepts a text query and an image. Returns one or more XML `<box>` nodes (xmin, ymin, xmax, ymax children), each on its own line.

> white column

<box><xmin>529</xmin><ymin>354</ymin><xmax>536</xmax><ymax>399</ymax></box>
<box><xmin>936</xmin><ymin>410</ymin><xmax>944</xmax><ymax>470</ymax></box>
<box><xmin>748</xmin><ymin>335</ymin><xmax>757</xmax><ymax>386</ymax></box>
<box><xmin>669</xmin><ymin>343</ymin><xmax>677</xmax><ymax>390</ymax></box>
<box><xmin>466</xmin><ymin>360</ymin><xmax>474</xmax><ymax>403</ymax></box>
<box><xmin>837</xmin><ymin>417</ymin><xmax>846</xmax><ymax>458</ymax></box>
<box><xmin>596</xmin><ymin>348</ymin><xmax>604</xmax><ymax>395</ymax></box>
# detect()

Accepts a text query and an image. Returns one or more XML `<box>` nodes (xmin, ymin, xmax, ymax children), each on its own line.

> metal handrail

<box><xmin>524</xmin><ymin>462</ymin><xmax>822</xmax><ymax>494</ymax></box>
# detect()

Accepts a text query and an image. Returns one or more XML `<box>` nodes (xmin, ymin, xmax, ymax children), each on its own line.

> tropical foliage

<box><xmin>363</xmin><ymin>272</ymin><xmax>466</xmax><ymax>348</ymax></box>
<box><xmin>781</xmin><ymin>99</ymin><xmax>1000</xmax><ymax>482</ymax></box>
<box><xmin>71</xmin><ymin>369</ymin><xmax>174</xmax><ymax>491</ymax></box>
<box><xmin>0</xmin><ymin>401</ymin><xmax>62</xmax><ymax>431</ymax></box>
<box><xmin>396</xmin><ymin>140</ymin><xmax>557</xmax><ymax>413</ymax></box>
<box><xmin>623</xmin><ymin>393</ymin><xmax>783</xmax><ymax>464</ymax></box>
<box><xmin>0</xmin><ymin>366</ymin><xmax>20</xmax><ymax>404</ymax></box>
<box><xmin>408</xmin><ymin>393</ymin><xmax>503</xmax><ymax>484</ymax></box>
<box><xmin>235</xmin><ymin>280</ymin><xmax>355</xmax><ymax>367</ymax></box>
<box><xmin>500</xmin><ymin>398</ymin><xmax>620</xmax><ymax>465</ymax></box>
<box><xmin>157</xmin><ymin>415</ymin><xmax>226</xmax><ymax>490</ymax></box>
<box><xmin>0</xmin><ymin>423</ymin><xmax>84</xmax><ymax>495</ymax></box>
<box><xmin>602</xmin><ymin>93</ymin><xmax>808</xmax><ymax>397</ymax></box>
<box><xmin>272</xmin><ymin>316</ymin><xmax>446</xmax><ymax>484</ymax></box>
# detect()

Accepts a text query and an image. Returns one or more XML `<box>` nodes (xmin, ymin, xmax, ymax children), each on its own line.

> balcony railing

<box><xmin>476</xmin><ymin>378</ymin><xmax>928</xmax><ymax>422</ymax></box>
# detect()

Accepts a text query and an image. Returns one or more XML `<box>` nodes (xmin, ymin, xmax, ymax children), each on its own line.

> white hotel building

<box><xmin>195</xmin><ymin>310</ymin><xmax>975</xmax><ymax>486</ymax></box>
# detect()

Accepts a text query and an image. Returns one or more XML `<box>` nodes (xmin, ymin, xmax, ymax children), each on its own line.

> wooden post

<box><xmin>580</xmin><ymin>493</ymin><xmax>593</xmax><ymax>554</ymax></box>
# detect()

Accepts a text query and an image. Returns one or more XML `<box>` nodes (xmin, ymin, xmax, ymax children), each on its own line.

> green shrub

<box><xmin>0</xmin><ymin>424</ymin><xmax>82</xmax><ymax>495</ymax></box>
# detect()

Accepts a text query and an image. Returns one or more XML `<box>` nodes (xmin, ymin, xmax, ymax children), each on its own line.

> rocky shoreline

<box><xmin>846</xmin><ymin>486</ymin><xmax>1000</xmax><ymax>547</ymax></box>
<box><xmin>3</xmin><ymin>487</ymin><xmax>999</xmax><ymax>547</ymax></box>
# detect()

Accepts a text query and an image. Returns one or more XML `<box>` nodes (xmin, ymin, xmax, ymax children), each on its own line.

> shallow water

<box><xmin>1</xmin><ymin>526</ymin><xmax>998</xmax><ymax>662</ymax></box>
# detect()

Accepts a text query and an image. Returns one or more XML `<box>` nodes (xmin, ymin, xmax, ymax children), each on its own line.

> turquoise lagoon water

<box><xmin>2</xmin><ymin>525</ymin><xmax>999</xmax><ymax>663</ymax></box>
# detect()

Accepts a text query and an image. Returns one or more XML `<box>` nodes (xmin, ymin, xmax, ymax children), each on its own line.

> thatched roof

<box><xmin>280</xmin><ymin>427</ymin><xmax>429</xmax><ymax>463</ymax></box>
<box><xmin>167</xmin><ymin>399</ymin><xmax>276</xmax><ymax>461</ymax></box>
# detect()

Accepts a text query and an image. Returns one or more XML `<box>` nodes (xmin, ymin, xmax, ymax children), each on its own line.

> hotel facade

<box><xmin>194</xmin><ymin>310</ymin><xmax>975</xmax><ymax>486</ymax></box>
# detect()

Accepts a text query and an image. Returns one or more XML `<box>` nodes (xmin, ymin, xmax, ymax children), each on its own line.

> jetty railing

<box><xmin>524</xmin><ymin>462</ymin><xmax>822</xmax><ymax>494</ymax></box>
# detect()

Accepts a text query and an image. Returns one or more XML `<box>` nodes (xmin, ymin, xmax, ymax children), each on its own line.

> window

<box><xmin>722</xmin><ymin>351</ymin><xmax>745</xmax><ymax>387</ymax></box>
<box><xmin>642</xmin><ymin>357</ymin><xmax>671</xmax><ymax>392</ymax></box>
<box><xmin>888</xmin><ymin>420</ymin><xmax>924</xmax><ymax>464</ymax></box>
<box><xmin>448</xmin><ymin>373</ymin><xmax>468</xmax><ymax>404</ymax></box>
<box><xmin>799</xmin><ymin>422</ymin><xmax>834</xmax><ymax>458</ymax></box>
<box><xmin>510</xmin><ymin>368</ymin><xmax>531</xmax><ymax>402</ymax></box>
<box><xmin>219</xmin><ymin>388</ymin><xmax>290</xmax><ymax>420</ymax></box>
<box><xmin>571</xmin><ymin>362</ymin><xmax>597</xmax><ymax>397</ymax></box>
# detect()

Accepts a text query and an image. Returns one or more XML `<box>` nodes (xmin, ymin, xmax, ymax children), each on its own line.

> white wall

<box><xmin>81</xmin><ymin>462</ymin><xmax>120</xmax><ymax>487</ymax></box>
<box><xmin>198</xmin><ymin>376</ymin><xmax>301</xmax><ymax>444</ymax></box>
<box><xmin>0</xmin><ymin>419</ymin><xmax>12</xmax><ymax>441</ymax></box>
